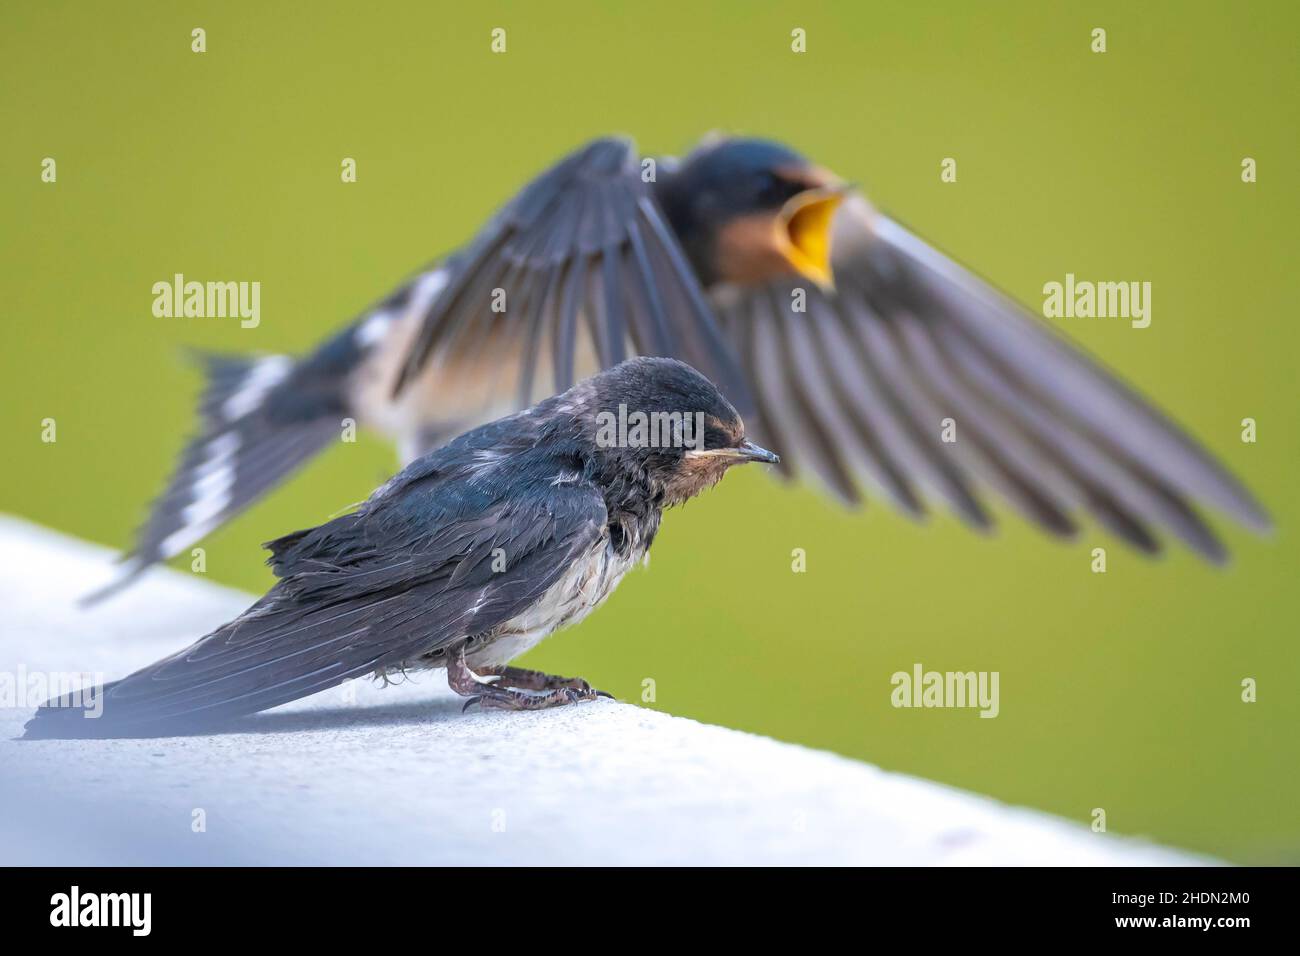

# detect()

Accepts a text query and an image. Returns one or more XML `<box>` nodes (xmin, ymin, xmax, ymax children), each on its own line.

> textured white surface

<box><xmin>0</xmin><ymin>515</ymin><xmax>1204</xmax><ymax>865</ymax></box>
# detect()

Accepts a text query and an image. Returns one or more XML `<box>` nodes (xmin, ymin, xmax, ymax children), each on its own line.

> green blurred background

<box><xmin>3</xmin><ymin>1</ymin><xmax>1296</xmax><ymax>862</ymax></box>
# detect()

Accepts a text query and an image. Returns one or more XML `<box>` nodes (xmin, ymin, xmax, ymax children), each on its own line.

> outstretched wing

<box><xmin>713</xmin><ymin>196</ymin><xmax>1269</xmax><ymax>562</ymax></box>
<box><xmin>391</xmin><ymin>136</ymin><xmax>752</xmax><ymax>411</ymax></box>
<box><xmin>82</xmin><ymin>350</ymin><xmax>350</xmax><ymax>605</ymax></box>
<box><xmin>28</xmin><ymin>452</ymin><xmax>607</xmax><ymax>737</ymax></box>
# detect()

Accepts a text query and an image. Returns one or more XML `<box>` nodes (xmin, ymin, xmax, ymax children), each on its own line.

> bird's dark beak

<box><xmin>776</xmin><ymin>183</ymin><xmax>852</xmax><ymax>291</ymax></box>
<box><xmin>684</xmin><ymin>439</ymin><xmax>780</xmax><ymax>466</ymax></box>
<box><xmin>736</xmin><ymin>438</ymin><xmax>780</xmax><ymax>465</ymax></box>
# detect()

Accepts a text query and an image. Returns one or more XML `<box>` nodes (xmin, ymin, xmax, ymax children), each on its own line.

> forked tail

<box><xmin>82</xmin><ymin>350</ymin><xmax>348</xmax><ymax>604</ymax></box>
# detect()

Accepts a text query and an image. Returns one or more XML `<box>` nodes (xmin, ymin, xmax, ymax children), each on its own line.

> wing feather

<box><xmin>28</xmin><ymin>449</ymin><xmax>607</xmax><ymax>736</ymax></box>
<box><xmin>872</xmin><ymin>214</ymin><xmax>1268</xmax><ymax>532</ymax></box>
<box><xmin>711</xmin><ymin>197</ymin><xmax>1267</xmax><ymax>561</ymax></box>
<box><xmin>393</xmin><ymin>137</ymin><xmax>752</xmax><ymax>411</ymax></box>
<box><xmin>834</xmin><ymin>294</ymin><xmax>992</xmax><ymax>528</ymax></box>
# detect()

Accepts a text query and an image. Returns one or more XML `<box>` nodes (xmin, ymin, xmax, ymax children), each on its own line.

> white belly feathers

<box><xmin>464</xmin><ymin>536</ymin><xmax>642</xmax><ymax>669</ymax></box>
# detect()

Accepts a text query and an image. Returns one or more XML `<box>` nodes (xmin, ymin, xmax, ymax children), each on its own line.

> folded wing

<box><xmin>28</xmin><ymin>449</ymin><xmax>607</xmax><ymax>736</ymax></box>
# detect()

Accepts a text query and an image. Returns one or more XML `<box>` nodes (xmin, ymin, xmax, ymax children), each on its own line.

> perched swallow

<box><xmin>29</xmin><ymin>359</ymin><xmax>776</xmax><ymax>737</ymax></box>
<box><xmin>96</xmin><ymin>134</ymin><xmax>1269</xmax><ymax>599</ymax></box>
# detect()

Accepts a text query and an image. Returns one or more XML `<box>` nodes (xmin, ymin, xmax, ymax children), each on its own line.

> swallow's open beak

<box><xmin>686</xmin><ymin>439</ymin><xmax>780</xmax><ymax>465</ymax></box>
<box><xmin>776</xmin><ymin>184</ymin><xmax>850</xmax><ymax>290</ymax></box>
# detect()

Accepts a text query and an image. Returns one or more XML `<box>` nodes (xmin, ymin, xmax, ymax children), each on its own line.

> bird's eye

<box><xmin>757</xmin><ymin>173</ymin><xmax>788</xmax><ymax>206</ymax></box>
<box><xmin>757</xmin><ymin>173</ymin><xmax>804</xmax><ymax>208</ymax></box>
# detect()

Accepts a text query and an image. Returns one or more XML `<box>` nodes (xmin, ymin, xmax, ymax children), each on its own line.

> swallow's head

<box><xmin>575</xmin><ymin>357</ymin><xmax>778</xmax><ymax>507</ymax></box>
<box><xmin>658</xmin><ymin>136</ymin><xmax>848</xmax><ymax>290</ymax></box>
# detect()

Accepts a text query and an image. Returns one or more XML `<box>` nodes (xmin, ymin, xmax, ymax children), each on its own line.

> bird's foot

<box><xmin>478</xmin><ymin>664</ymin><xmax>611</xmax><ymax>696</ymax></box>
<box><xmin>447</xmin><ymin>646</ymin><xmax>611</xmax><ymax>713</ymax></box>
<box><xmin>462</xmin><ymin>685</ymin><xmax>605</xmax><ymax>712</ymax></box>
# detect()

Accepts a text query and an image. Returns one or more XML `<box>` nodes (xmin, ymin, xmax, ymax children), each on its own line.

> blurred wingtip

<box><xmin>78</xmin><ymin>557</ymin><xmax>147</xmax><ymax>609</ymax></box>
<box><xmin>1238</xmin><ymin>502</ymin><xmax>1274</xmax><ymax>537</ymax></box>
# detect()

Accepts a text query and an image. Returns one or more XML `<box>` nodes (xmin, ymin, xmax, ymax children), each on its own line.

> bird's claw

<box><xmin>449</xmin><ymin>652</ymin><xmax>613</xmax><ymax>711</ymax></box>
<box><xmin>466</xmin><ymin>685</ymin><xmax>611</xmax><ymax>711</ymax></box>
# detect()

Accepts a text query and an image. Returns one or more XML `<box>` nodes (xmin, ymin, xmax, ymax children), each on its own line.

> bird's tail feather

<box><xmin>20</xmin><ymin>675</ymin><xmax>234</xmax><ymax>739</ymax></box>
<box><xmin>22</xmin><ymin>679</ymin><xmax>125</xmax><ymax>739</ymax></box>
<box><xmin>81</xmin><ymin>349</ymin><xmax>349</xmax><ymax>605</ymax></box>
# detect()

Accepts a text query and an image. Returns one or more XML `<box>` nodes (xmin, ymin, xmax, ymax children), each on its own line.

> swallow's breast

<box><xmin>464</xmin><ymin>534</ymin><xmax>643</xmax><ymax>669</ymax></box>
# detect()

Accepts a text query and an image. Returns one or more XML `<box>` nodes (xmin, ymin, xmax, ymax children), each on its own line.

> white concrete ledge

<box><xmin>0</xmin><ymin>515</ymin><xmax>1205</xmax><ymax>865</ymax></box>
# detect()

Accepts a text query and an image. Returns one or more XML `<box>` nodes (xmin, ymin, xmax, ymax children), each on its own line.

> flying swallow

<box><xmin>93</xmin><ymin>134</ymin><xmax>1269</xmax><ymax>600</ymax></box>
<box><xmin>30</xmin><ymin>359</ymin><xmax>777</xmax><ymax>736</ymax></box>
